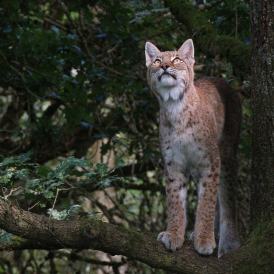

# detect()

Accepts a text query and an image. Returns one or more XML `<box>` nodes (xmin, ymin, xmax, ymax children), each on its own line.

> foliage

<box><xmin>0</xmin><ymin>0</ymin><xmax>251</xmax><ymax>273</ymax></box>
<box><xmin>0</xmin><ymin>154</ymin><xmax>118</xmax><ymax>208</ymax></box>
<box><xmin>236</xmin><ymin>220</ymin><xmax>274</xmax><ymax>274</ymax></box>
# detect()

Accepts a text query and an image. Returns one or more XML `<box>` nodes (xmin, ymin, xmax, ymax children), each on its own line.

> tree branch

<box><xmin>0</xmin><ymin>198</ymin><xmax>270</xmax><ymax>274</ymax></box>
<box><xmin>56</xmin><ymin>251</ymin><xmax>126</xmax><ymax>267</ymax></box>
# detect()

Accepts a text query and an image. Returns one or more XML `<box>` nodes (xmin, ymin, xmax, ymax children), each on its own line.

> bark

<box><xmin>0</xmin><ymin>199</ymin><xmax>273</xmax><ymax>274</ymax></box>
<box><xmin>250</xmin><ymin>0</ymin><xmax>274</xmax><ymax>223</ymax></box>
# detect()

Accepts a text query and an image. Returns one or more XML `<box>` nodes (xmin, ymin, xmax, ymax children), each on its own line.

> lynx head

<box><xmin>145</xmin><ymin>39</ymin><xmax>195</xmax><ymax>102</ymax></box>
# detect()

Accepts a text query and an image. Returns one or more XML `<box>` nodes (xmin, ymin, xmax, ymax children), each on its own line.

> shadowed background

<box><xmin>0</xmin><ymin>1</ymin><xmax>252</xmax><ymax>273</ymax></box>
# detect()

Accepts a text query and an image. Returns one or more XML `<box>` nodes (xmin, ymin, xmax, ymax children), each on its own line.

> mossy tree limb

<box><xmin>0</xmin><ymin>199</ymin><xmax>273</xmax><ymax>274</ymax></box>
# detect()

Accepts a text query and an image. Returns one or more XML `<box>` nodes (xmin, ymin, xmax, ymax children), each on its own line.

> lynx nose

<box><xmin>161</xmin><ymin>64</ymin><xmax>170</xmax><ymax>71</ymax></box>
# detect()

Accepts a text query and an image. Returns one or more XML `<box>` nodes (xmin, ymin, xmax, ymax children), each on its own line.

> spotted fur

<box><xmin>145</xmin><ymin>39</ymin><xmax>241</xmax><ymax>257</ymax></box>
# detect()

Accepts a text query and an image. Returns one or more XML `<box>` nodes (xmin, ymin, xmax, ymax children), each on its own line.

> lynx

<box><xmin>145</xmin><ymin>39</ymin><xmax>241</xmax><ymax>257</ymax></box>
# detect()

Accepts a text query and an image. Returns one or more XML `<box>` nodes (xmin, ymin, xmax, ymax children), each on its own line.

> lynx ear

<box><xmin>178</xmin><ymin>39</ymin><xmax>194</xmax><ymax>61</ymax></box>
<box><xmin>145</xmin><ymin>42</ymin><xmax>160</xmax><ymax>67</ymax></box>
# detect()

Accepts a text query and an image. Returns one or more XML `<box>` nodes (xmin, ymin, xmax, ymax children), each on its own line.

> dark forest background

<box><xmin>0</xmin><ymin>1</ymin><xmax>273</xmax><ymax>274</ymax></box>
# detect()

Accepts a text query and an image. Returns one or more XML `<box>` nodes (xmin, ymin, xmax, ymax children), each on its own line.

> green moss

<box><xmin>236</xmin><ymin>220</ymin><xmax>274</xmax><ymax>274</ymax></box>
<box><xmin>0</xmin><ymin>231</ymin><xmax>29</xmax><ymax>250</ymax></box>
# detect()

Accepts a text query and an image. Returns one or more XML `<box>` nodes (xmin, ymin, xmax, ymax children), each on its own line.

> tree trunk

<box><xmin>250</xmin><ymin>0</ymin><xmax>274</xmax><ymax>223</ymax></box>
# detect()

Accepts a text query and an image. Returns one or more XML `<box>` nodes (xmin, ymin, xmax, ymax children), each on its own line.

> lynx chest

<box><xmin>161</xmin><ymin>124</ymin><xmax>208</xmax><ymax>181</ymax></box>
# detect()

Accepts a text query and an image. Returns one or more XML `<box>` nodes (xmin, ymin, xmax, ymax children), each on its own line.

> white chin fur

<box><xmin>152</xmin><ymin>74</ymin><xmax>185</xmax><ymax>102</ymax></box>
<box><xmin>170</xmin><ymin>87</ymin><xmax>182</xmax><ymax>100</ymax></box>
<box><xmin>157</xmin><ymin>84</ymin><xmax>185</xmax><ymax>102</ymax></box>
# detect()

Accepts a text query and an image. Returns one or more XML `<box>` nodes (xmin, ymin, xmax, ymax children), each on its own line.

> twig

<box><xmin>51</xmin><ymin>188</ymin><xmax>72</xmax><ymax>214</ymax></box>
<box><xmin>2</xmin><ymin>186</ymin><xmax>22</xmax><ymax>200</ymax></box>
<box><xmin>57</xmin><ymin>250</ymin><xmax>126</xmax><ymax>267</ymax></box>
<box><xmin>28</xmin><ymin>201</ymin><xmax>41</xmax><ymax>211</ymax></box>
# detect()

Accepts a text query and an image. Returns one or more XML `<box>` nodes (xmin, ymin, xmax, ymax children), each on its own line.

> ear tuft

<box><xmin>145</xmin><ymin>42</ymin><xmax>160</xmax><ymax>67</ymax></box>
<box><xmin>178</xmin><ymin>39</ymin><xmax>194</xmax><ymax>61</ymax></box>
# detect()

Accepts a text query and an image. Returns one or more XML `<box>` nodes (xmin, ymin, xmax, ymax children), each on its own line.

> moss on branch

<box><xmin>0</xmin><ymin>199</ymin><xmax>273</xmax><ymax>273</ymax></box>
<box><xmin>236</xmin><ymin>221</ymin><xmax>274</xmax><ymax>274</ymax></box>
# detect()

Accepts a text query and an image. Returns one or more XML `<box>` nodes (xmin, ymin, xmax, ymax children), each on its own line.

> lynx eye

<box><xmin>173</xmin><ymin>57</ymin><xmax>181</xmax><ymax>64</ymax></box>
<box><xmin>153</xmin><ymin>59</ymin><xmax>161</xmax><ymax>66</ymax></box>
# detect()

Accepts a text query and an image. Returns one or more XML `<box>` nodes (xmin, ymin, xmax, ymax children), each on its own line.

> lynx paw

<box><xmin>157</xmin><ymin>231</ymin><xmax>184</xmax><ymax>252</ymax></box>
<box><xmin>194</xmin><ymin>236</ymin><xmax>216</xmax><ymax>255</ymax></box>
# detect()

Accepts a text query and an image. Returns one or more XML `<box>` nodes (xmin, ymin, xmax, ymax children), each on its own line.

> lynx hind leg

<box><xmin>218</xmin><ymin>147</ymin><xmax>241</xmax><ymax>258</ymax></box>
<box><xmin>158</xmin><ymin>167</ymin><xmax>188</xmax><ymax>251</ymax></box>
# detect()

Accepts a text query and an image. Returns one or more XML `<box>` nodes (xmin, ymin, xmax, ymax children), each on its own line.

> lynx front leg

<box><xmin>194</xmin><ymin>158</ymin><xmax>220</xmax><ymax>255</ymax></box>
<box><xmin>158</xmin><ymin>164</ymin><xmax>188</xmax><ymax>251</ymax></box>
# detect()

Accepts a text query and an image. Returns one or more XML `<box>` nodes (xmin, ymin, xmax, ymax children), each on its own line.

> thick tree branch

<box><xmin>0</xmin><ymin>199</ymin><xmax>271</xmax><ymax>274</ymax></box>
